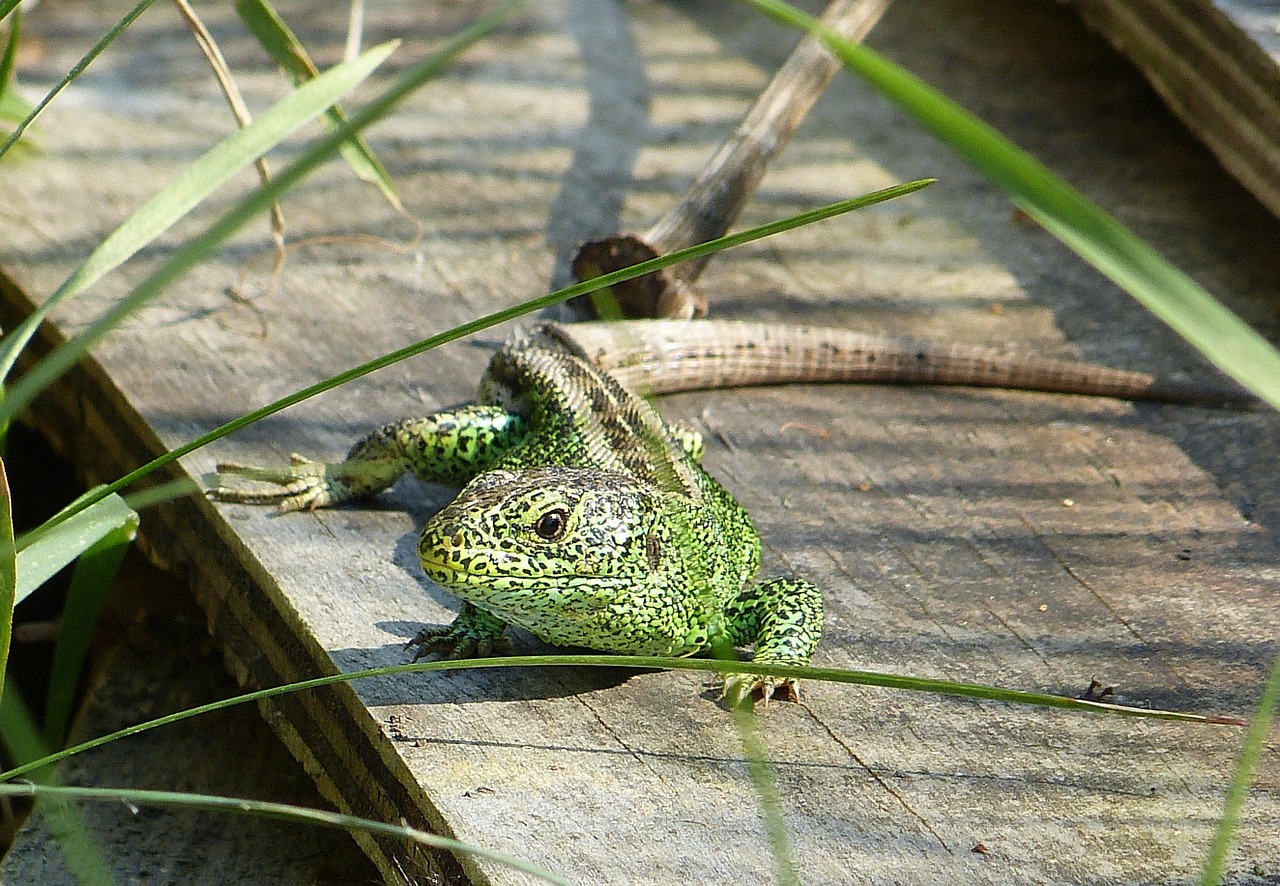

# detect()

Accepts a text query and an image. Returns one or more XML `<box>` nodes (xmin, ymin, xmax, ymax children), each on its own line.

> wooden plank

<box><xmin>2</xmin><ymin>0</ymin><xmax>1279</xmax><ymax>883</ymax></box>
<box><xmin>1066</xmin><ymin>0</ymin><xmax>1280</xmax><ymax>221</ymax></box>
<box><xmin>0</xmin><ymin>554</ymin><xmax>378</xmax><ymax>884</ymax></box>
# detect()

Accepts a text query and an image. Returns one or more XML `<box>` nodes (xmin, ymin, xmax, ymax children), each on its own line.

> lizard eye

<box><xmin>533</xmin><ymin>508</ymin><xmax>567</xmax><ymax>541</ymax></box>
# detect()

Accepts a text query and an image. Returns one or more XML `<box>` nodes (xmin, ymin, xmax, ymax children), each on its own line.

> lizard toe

<box><xmin>720</xmin><ymin>673</ymin><xmax>800</xmax><ymax>708</ymax></box>
<box><xmin>405</xmin><ymin>623</ymin><xmax>508</xmax><ymax>662</ymax></box>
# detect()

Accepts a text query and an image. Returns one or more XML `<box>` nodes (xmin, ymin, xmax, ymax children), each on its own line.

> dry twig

<box><xmin>571</xmin><ymin>0</ymin><xmax>892</xmax><ymax>318</ymax></box>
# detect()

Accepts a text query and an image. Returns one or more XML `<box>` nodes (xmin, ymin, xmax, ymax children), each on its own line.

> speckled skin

<box><xmin>213</xmin><ymin>325</ymin><xmax>824</xmax><ymax>702</ymax></box>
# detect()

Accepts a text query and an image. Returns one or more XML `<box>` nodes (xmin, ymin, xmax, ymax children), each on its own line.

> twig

<box><xmin>172</xmin><ymin>0</ymin><xmax>287</xmax><ymax>266</ymax></box>
<box><xmin>570</xmin><ymin>0</ymin><xmax>893</xmax><ymax>318</ymax></box>
<box><xmin>344</xmin><ymin>0</ymin><xmax>364</xmax><ymax>62</ymax></box>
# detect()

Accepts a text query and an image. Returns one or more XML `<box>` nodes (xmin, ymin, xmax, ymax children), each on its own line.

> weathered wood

<box><xmin>570</xmin><ymin>0</ymin><xmax>892</xmax><ymax>318</ymax></box>
<box><xmin>1</xmin><ymin>1</ymin><xmax>1279</xmax><ymax>883</ymax></box>
<box><xmin>0</xmin><ymin>563</ymin><xmax>378</xmax><ymax>884</ymax></box>
<box><xmin>1067</xmin><ymin>0</ymin><xmax>1280</xmax><ymax>222</ymax></box>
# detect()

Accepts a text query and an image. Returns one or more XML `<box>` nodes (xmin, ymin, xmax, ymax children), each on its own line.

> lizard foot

<box><xmin>210</xmin><ymin>454</ymin><xmax>355</xmax><ymax>512</ymax></box>
<box><xmin>720</xmin><ymin>673</ymin><xmax>800</xmax><ymax>708</ymax></box>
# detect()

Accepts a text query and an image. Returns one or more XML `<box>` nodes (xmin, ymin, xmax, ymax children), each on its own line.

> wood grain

<box><xmin>1</xmin><ymin>1</ymin><xmax>1278</xmax><ymax>883</ymax></box>
<box><xmin>1068</xmin><ymin>0</ymin><xmax>1280</xmax><ymax>220</ymax></box>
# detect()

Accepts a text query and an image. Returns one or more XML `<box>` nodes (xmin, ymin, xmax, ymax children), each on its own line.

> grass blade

<box><xmin>738</xmin><ymin>6</ymin><xmax>1279</xmax><ymax>869</ymax></box>
<box><xmin>0</xmin><ymin>39</ymin><xmax>400</xmax><ymax>381</ymax></box>
<box><xmin>1200</xmin><ymin>652</ymin><xmax>1280</xmax><ymax>883</ymax></box>
<box><xmin>0</xmin><ymin>1</ymin><xmax>526</xmax><ymax>436</ymax></box>
<box><xmin>0</xmin><ymin>459</ymin><xmax>13</xmax><ymax>706</ymax></box>
<box><xmin>731</xmin><ymin>703</ymin><xmax>797</xmax><ymax>885</ymax></box>
<box><xmin>0</xmin><ymin>5</ymin><xmax>31</xmax><ymax>131</ymax></box>
<box><xmin>0</xmin><ymin>783</ymin><xmax>571</xmax><ymax>885</ymax></box>
<box><xmin>13</xmin><ymin>491</ymin><xmax>137</xmax><ymax>599</ymax></box>
<box><xmin>0</xmin><ymin>5</ymin><xmax>19</xmax><ymax>97</ymax></box>
<box><xmin>235</xmin><ymin>0</ymin><xmax>404</xmax><ymax>209</ymax></box>
<box><xmin>0</xmin><ymin>678</ymin><xmax>115</xmax><ymax>884</ymax></box>
<box><xmin>59</xmin><ymin>182</ymin><xmax>929</xmax><ymax>530</ymax></box>
<box><xmin>42</xmin><ymin>525</ymin><xmax>135</xmax><ymax>747</ymax></box>
<box><xmin>0</xmin><ymin>84</ymin><xmax>30</xmax><ymax>126</ymax></box>
<box><xmin>0</xmin><ymin>0</ymin><xmax>157</xmax><ymax>160</ymax></box>
<box><xmin>1</xmin><ymin>652</ymin><xmax>1238</xmax><ymax>784</ymax></box>
<box><xmin>743</xmin><ymin>0</ymin><xmax>1280</xmax><ymax>412</ymax></box>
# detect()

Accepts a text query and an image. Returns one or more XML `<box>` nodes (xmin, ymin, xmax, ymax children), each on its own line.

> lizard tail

<box><xmin>543</xmin><ymin>320</ymin><xmax>1258</xmax><ymax>410</ymax></box>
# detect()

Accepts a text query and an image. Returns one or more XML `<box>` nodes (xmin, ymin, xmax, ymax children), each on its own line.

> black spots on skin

<box><xmin>586</xmin><ymin>382</ymin><xmax>613</xmax><ymax>420</ymax></box>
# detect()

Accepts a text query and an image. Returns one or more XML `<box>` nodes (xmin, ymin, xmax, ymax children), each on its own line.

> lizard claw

<box><xmin>406</xmin><ymin>623</ymin><xmax>509</xmax><ymax>662</ymax></box>
<box><xmin>720</xmin><ymin>673</ymin><xmax>800</xmax><ymax>708</ymax></box>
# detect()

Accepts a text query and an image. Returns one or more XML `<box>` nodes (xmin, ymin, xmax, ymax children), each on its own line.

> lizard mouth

<box><xmin>420</xmin><ymin>553</ymin><xmax>619</xmax><ymax>589</ymax></box>
<box><xmin>418</xmin><ymin>554</ymin><xmax>475</xmax><ymax>582</ymax></box>
<box><xmin>422</xmin><ymin>552</ymin><xmax>552</xmax><ymax>580</ymax></box>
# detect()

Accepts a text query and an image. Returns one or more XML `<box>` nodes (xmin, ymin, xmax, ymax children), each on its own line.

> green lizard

<box><xmin>212</xmin><ymin>319</ymin><xmax>1250</xmax><ymax>705</ymax></box>
<box><xmin>213</xmin><ymin>321</ymin><xmax>826</xmax><ymax>704</ymax></box>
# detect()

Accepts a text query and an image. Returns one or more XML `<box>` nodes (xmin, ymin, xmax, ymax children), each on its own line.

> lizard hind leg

<box><xmin>720</xmin><ymin>577</ymin><xmax>824</xmax><ymax>705</ymax></box>
<box><xmin>665</xmin><ymin>421</ymin><xmax>705</xmax><ymax>463</ymax></box>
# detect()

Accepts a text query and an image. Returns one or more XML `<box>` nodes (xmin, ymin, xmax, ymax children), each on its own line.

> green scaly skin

<box><xmin>213</xmin><ymin>325</ymin><xmax>824</xmax><ymax>704</ymax></box>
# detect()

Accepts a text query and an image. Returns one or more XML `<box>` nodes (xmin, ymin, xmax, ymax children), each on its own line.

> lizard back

<box><xmin>478</xmin><ymin>330</ymin><xmax>707</xmax><ymax>502</ymax></box>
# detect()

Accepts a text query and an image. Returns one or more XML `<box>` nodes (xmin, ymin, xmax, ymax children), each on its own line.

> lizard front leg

<box><xmin>721</xmin><ymin>577</ymin><xmax>825</xmax><ymax>704</ymax></box>
<box><xmin>211</xmin><ymin>405</ymin><xmax>528</xmax><ymax>512</ymax></box>
<box><xmin>406</xmin><ymin>601</ymin><xmax>509</xmax><ymax>660</ymax></box>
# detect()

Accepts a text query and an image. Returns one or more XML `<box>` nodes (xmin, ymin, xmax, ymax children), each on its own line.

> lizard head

<box><xmin>417</xmin><ymin>465</ymin><xmax>666</xmax><ymax>599</ymax></box>
<box><xmin>417</xmin><ymin>465</ymin><xmax>740</xmax><ymax>656</ymax></box>
<box><xmin>417</xmin><ymin>465</ymin><xmax>709</xmax><ymax>652</ymax></box>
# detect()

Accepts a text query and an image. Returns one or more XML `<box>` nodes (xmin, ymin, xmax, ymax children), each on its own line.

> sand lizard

<box><xmin>211</xmin><ymin>320</ymin><xmax>1250</xmax><ymax>704</ymax></box>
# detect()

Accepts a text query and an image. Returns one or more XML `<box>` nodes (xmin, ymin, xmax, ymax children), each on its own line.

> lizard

<box><xmin>209</xmin><ymin>319</ymin><xmax>1253</xmax><ymax>705</ymax></box>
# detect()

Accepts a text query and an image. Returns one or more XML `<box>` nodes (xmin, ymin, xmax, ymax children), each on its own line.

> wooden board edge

<box><xmin>1067</xmin><ymin>0</ymin><xmax>1280</xmax><ymax>219</ymax></box>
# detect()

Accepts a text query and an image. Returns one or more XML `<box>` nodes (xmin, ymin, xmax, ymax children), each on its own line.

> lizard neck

<box><xmin>481</xmin><ymin>335</ymin><xmax>705</xmax><ymax>501</ymax></box>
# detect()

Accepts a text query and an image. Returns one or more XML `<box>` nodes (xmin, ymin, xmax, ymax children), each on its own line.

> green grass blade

<box><xmin>743</xmin><ymin>0</ymin><xmax>1280</xmax><ymax>412</ymax></box>
<box><xmin>731</xmin><ymin>704</ymin><xmax>797</xmax><ymax>885</ymax></box>
<box><xmin>738</xmin><ymin>8</ymin><xmax>1279</xmax><ymax>867</ymax></box>
<box><xmin>0</xmin><ymin>6</ymin><xmax>30</xmax><ymax>131</ymax></box>
<box><xmin>0</xmin><ymin>460</ymin><xmax>14</xmax><ymax>706</ymax></box>
<box><xmin>0</xmin><ymin>1</ymin><xmax>525</xmax><ymax>437</ymax></box>
<box><xmin>0</xmin><ymin>783</ymin><xmax>572</xmax><ymax>885</ymax></box>
<box><xmin>119</xmin><ymin>477</ymin><xmax>203</xmax><ymax>513</ymax></box>
<box><xmin>0</xmin><ymin>84</ymin><xmax>31</xmax><ymax>125</ymax></box>
<box><xmin>235</xmin><ymin>0</ymin><xmax>311</xmax><ymax>75</ymax></box>
<box><xmin>0</xmin><ymin>0</ymin><xmax>156</xmax><ymax>160</ymax></box>
<box><xmin>49</xmin><ymin>182</ymin><xmax>929</xmax><ymax>531</ymax></box>
<box><xmin>0</xmin><ymin>678</ymin><xmax>115</xmax><ymax>885</ymax></box>
<box><xmin>0</xmin><ymin>39</ymin><xmax>399</xmax><ymax>381</ymax></box>
<box><xmin>0</xmin><ymin>677</ymin><xmax>51</xmax><ymax>780</ymax></box>
<box><xmin>235</xmin><ymin>0</ymin><xmax>403</xmax><ymax>209</ymax></box>
<box><xmin>1200</xmin><ymin>651</ymin><xmax>1280</xmax><ymax>883</ymax></box>
<box><xmin>1</xmin><ymin>652</ymin><xmax>1238</xmax><ymax>784</ymax></box>
<box><xmin>42</xmin><ymin>525</ymin><xmax>135</xmax><ymax>747</ymax></box>
<box><xmin>13</xmin><ymin>477</ymin><xmax>200</xmax><ymax>563</ymax></box>
<box><xmin>13</xmin><ymin>491</ymin><xmax>137</xmax><ymax>601</ymax></box>
<box><xmin>0</xmin><ymin>6</ymin><xmax>19</xmax><ymax>95</ymax></box>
